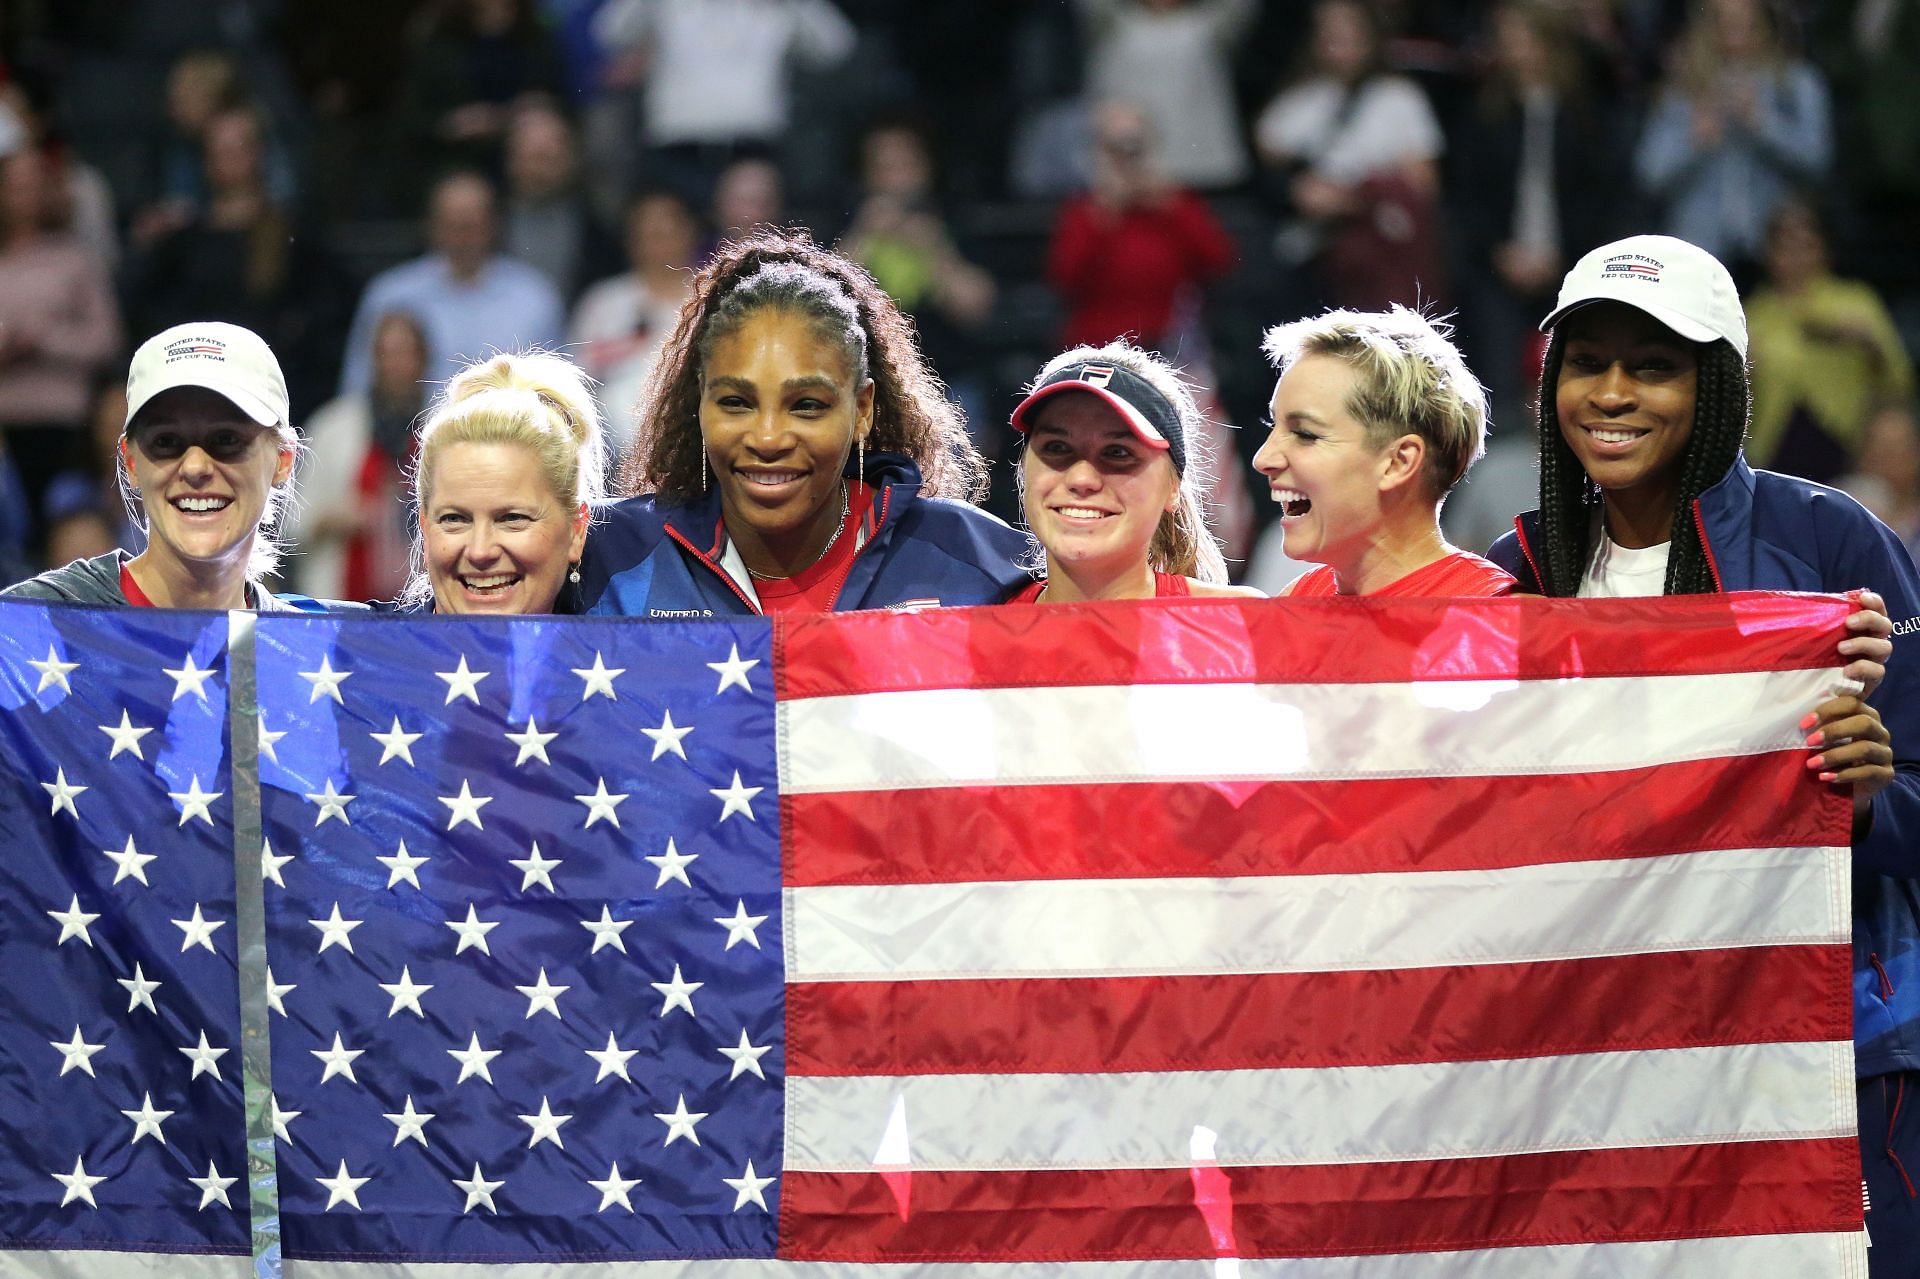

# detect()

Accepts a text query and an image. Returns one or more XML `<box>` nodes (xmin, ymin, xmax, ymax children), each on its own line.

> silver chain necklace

<box><xmin>746</xmin><ymin>483</ymin><xmax>851</xmax><ymax>580</ymax></box>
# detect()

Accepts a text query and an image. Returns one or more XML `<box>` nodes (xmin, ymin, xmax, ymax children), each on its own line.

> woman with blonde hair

<box><xmin>1254</xmin><ymin>306</ymin><xmax>1514</xmax><ymax>596</ymax></box>
<box><xmin>403</xmin><ymin>347</ymin><xmax>603</xmax><ymax>614</ymax></box>
<box><xmin>1005</xmin><ymin>338</ymin><xmax>1259</xmax><ymax>603</ymax></box>
<box><xmin>4</xmin><ymin>321</ymin><xmax>323</xmax><ymax>611</ymax></box>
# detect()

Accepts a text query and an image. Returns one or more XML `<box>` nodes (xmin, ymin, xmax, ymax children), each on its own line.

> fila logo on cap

<box><xmin>1078</xmin><ymin>365</ymin><xmax>1115</xmax><ymax>388</ymax></box>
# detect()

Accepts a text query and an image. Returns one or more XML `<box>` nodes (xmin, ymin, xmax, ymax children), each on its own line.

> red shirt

<box><xmin>119</xmin><ymin>562</ymin><xmax>155</xmax><ymax>607</ymax></box>
<box><xmin>1005</xmin><ymin>572</ymin><xmax>1195</xmax><ymax>603</ymax></box>
<box><xmin>749</xmin><ymin>482</ymin><xmax>874</xmax><ymax>615</ymax></box>
<box><xmin>1288</xmin><ymin>551</ymin><xmax>1517</xmax><ymax>598</ymax></box>
<box><xmin>1047</xmin><ymin>191</ymin><xmax>1235</xmax><ymax>348</ymax></box>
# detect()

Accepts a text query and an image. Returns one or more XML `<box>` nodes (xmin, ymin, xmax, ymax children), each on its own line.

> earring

<box><xmin>700</xmin><ymin>452</ymin><xmax>708</xmax><ymax>494</ymax></box>
<box><xmin>568</xmin><ymin>563</ymin><xmax>581</xmax><ymax>585</ymax></box>
<box><xmin>857</xmin><ymin>434</ymin><xmax>866</xmax><ymax>481</ymax></box>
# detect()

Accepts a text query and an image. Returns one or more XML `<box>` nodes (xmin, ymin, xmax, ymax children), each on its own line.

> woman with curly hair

<box><xmin>1488</xmin><ymin>234</ymin><xmax>1919</xmax><ymax>1262</ymax></box>
<box><xmin>577</xmin><ymin>227</ymin><xmax>1030</xmax><ymax>616</ymax></box>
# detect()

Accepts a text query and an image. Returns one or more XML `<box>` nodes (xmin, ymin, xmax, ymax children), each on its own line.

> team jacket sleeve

<box><xmin>1836</xmin><ymin>515</ymin><xmax>1920</xmax><ymax>877</ymax></box>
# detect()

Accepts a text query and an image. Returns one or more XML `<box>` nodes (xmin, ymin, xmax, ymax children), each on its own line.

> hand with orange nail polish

<box><xmin>1804</xmin><ymin>692</ymin><xmax>1894</xmax><ymax>808</ymax></box>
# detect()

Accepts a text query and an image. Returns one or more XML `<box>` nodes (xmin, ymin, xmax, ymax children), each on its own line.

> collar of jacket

<box><xmin>658</xmin><ymin>451</ymin><xmax>924</xmax><ymax>608</ymax></box>
<box><xmin>1511</xmin><ymin>451</ymin><xmax>1754</xmax><ymax>594</ymax></box>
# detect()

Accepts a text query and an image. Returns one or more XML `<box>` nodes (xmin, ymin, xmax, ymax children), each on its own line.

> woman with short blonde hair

<box><xmin>1254</xmin><ymin>305</ymin><xmax>1513</xmax><ymax>596</ymax></box>
<box><xmin>4</xmin><ymin>321</ymin><xmax>321</xmax><ymax>611</ymax></box>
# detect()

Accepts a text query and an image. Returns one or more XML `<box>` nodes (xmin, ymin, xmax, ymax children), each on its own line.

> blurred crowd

<box><xmin>1</xmin><ymin>0</ymin><xmax>1916</xmax><ymax>596</ymax></box>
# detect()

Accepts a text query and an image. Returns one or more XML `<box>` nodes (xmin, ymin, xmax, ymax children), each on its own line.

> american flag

<box><xmin>0</xmin><ymin>604</ymin><xmax>251</xmax><ymax>1262</ymax></box>
<box><xmin>0</xmin><ymin>592</ymin><xmax>1868</xmax><ymax>1275</ymax></box>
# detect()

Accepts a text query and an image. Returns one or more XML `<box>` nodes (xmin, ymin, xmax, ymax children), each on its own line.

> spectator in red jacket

<box><xmin>1046</xmin><ymin>101</ymin><xmax>1234</xmax><ymax>349</ymax></box>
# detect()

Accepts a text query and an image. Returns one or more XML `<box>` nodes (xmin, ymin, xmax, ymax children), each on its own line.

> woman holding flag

<box><xmin>400</xmin><ymin>349</ymin><xmax>602</xmax><ymax>615</ymax></box>
<box><xmin>1487</xmin><ymin>233</ymin><xmax>1917</xmax><ymax>1262</ymax></box>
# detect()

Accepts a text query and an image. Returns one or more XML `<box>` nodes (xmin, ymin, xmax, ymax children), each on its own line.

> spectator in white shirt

<box><xmin>1254</xmin><ymin>0</ymin><xmax>1448</xmax><ymax>310</ymax></box>
<box><xmin>568</xmin><ymin>189</ymin><xmax>703</xmax><ymax>470</ymax></box>
<box><xmin>593</xmin><ymin>0</ymin><xmax>855</xmax><ymax>200</ymax></box>
<box><xmin>1077</xmin><ymin>0</ymin><xmax>1257</xmax><ymax>192</ymax></box>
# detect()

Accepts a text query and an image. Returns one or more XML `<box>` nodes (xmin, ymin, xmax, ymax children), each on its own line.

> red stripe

<box><xmin>787</xmin><ymin>753</ymin><xmax>1848</xmax><ymax>887</ymax></box>
<box><xmin>781</xmin><ymin>1137</ymin><xmax>1859</xmax><ymax>1261</ymax></box>
<box><xmin>787</xmin><ymin>945</ymin><xmax>1849</xmax><ymax>1076</ymax></box>
<box><xmin>774</xmin><ymin>593</ymin><xmax>1849</xmax><ymax>699</ymax></box>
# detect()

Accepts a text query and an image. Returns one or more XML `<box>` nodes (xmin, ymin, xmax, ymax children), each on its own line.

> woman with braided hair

<box><xmin>1488</xmin><ymin>234</ymin><xmax>1920</xmax><ymax>1261</ymax></box>
<box><xmin>577</xmin><ymin>227</ymin><xmax>1030</xmax><ymax>616</ymax></box>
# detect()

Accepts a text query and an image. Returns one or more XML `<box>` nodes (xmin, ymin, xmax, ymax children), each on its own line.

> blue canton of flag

<box><xmin>0</xmin><ymin>603</ymin><xmax>248</xmax><ymax>1257</ymax></box>
<box><xmin>254</xmin><ymin>614</ymin><xmax>783</xmax><ymax>1263</ymax></box>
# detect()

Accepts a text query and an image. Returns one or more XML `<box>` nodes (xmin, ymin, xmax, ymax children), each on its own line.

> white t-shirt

<box><xmin>1254</xmin><ymin>75</ymin><xmax>1444</xmax><ymax>185</ymax></box>
<box><xmin>1084</xmin><ymin>0</ymin><xmax>1254</xmax><ymax>188</ymax></box>
<box><xmin>1578</xmin><ymin>532</ymin><xmax>1671</xmax><ymax>598</ymax></box>
<box><xmin>594</xmin><ymin>0</ymin><xmax>855</xmax><ymax>145</ymax></box>
<box><xmin>567</xmin><ymin>273</ymin><xmax>687</xmax><ymax>467</ymax></box>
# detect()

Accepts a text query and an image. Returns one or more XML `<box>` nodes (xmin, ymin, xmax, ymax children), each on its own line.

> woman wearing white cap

<box><xmin>1004</xmin><ymin>338</ymin><xmax>1260</xmax><ymax>603</ymax></box>
<box><xmin>1488</xmin><ymin>234</ymin><xmax>1919</xmax><ymax>1260</ymax></box>
<box><xmin>3</xmin><ymin>321</ymin><xmax>323</xmax><ymax>611</ymax></box>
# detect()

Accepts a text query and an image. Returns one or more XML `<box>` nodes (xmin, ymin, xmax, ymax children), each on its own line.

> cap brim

<box><xmin>1010</xmin><ymin>381</ymin><xmax>1171</xmax><ymax>450</ymax></box>
<box><xmin>1538</xmin><ymin>291</ymin><xmax>1722</xmax><ymax>345</ymax></box>
<box><xmin>126</xmin><ymin>376</ymin><xmax>284</xmax><ymax>431</ymax></box>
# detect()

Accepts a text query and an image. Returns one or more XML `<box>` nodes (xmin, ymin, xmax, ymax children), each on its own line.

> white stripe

<box><xmin>270</xmin><ymin>1231</ymin><xmax>1870</xmax><ymax>1277</ymax></box>
<box><xmin>0</xmin><ymin>1233</ymin><xmax>1866</xmax><ymax>1279</ymax></box>
<box><xmin>778</xmin><ymin>670</ymin><xmax>1834</xmax><ymax>792</ymax></box>
<box><xmin>788</xmin><ymin>846</ymin><xmax>1848</xmax><ymax>981</ymax></box>
<box><xmin>0</xmin><ymin>1256</ymin><xmax>248</xmax><ymax>1279</ymax></box>
<box><xmin>786</xmin><ymin>1041</ymin><xmax>1853</xmax><ymax>1172</ymax></box>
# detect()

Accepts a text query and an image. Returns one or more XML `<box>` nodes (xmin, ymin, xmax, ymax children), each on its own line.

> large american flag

<box><xmin>0</xmin><ymin>593</ymin><xmax>1867</xmax><ymax>1276</ymax></box>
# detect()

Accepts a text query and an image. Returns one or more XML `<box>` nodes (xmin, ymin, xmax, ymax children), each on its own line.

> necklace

<box><xmin>746</xmin><ymin>483</ymin><xmax>851</xmax><ymax>580</ymax></box>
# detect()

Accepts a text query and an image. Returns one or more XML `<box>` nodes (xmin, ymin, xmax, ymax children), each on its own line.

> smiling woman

<box><xmin>1254</xmin><ymin>307</ymin><xmax>1513</xmax><ymax>597</ymax></box>
<box><xmin>402</xmin><ymin>350</ymin><xmax>602</xmax><ymax>614</ymax></box>
<box><xmin>576</xmin><ymin>228</ymin><xmax>1031</xmax><ymax>618</ymax></box>
<box><xmin>1486</xmin><ymin>235</ymin><xmax>1920</xmax><ymax>1251</ymax></box>
<box><xmin>3</xmin><ymin>321</ymin><xmax>334</xmax><ymax>612</ymax></box>
<box><xmin>1005</xmin><ymin>339</ymin><xmax>1259</xmax><ymax>604</ymax></box>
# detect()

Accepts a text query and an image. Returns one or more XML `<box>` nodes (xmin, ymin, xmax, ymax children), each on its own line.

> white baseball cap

<box><xmin>124</xmin><ymin>322</ymin><xmax>291</xmax><ymax>430</ymax></box>
<box><xmin>1539</xmin><ymin>234</ymin><xmax>1748</xmax><ymax>359</ymax></box>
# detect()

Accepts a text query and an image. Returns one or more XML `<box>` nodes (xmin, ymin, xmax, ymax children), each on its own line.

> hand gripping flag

<box><xmin>0</xmin><ymin>592</ymin><xmax>1869</xmax><ymax>1277</ymax></box>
